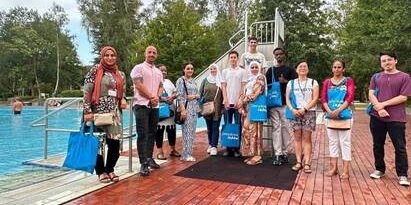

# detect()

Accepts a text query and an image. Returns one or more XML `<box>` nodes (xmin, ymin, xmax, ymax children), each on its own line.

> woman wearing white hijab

<box><xmin>199</xmin><ymin>64</ymin><xmax>224</xmax><ymax>156</ymax></box>
<box><xmin>238</xmin><ymin>61</ymin><xmax>266</xmax><ymax>165</ymax></box>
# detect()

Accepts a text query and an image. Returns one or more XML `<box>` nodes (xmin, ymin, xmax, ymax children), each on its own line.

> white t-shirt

<box><xmin>221</xmin><ymin>67</ymin><xmax>248</xmax><ymax>104</ymax></box>
<box><xmin>240</xmin><ymin>52</ymin><xmax>267</xmax><ymax>70</ymax></box>
<box><xmin>159</xmin><ymin>79</ymin><xmax>176</xmax><ymax>126</ymax></box>
<box><xmin>287</xmin><ymin>78</ymin><xmax>318</xmax><ymax>111</ymax></box>
<box><xmin>163</xmin><ymin>79</ymin><xmax>176</xmax><ymax>96</ymax></box>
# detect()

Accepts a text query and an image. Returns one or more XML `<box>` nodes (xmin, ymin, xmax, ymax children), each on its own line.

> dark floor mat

<box><xmin>175</xmin><ymin>155</ymin><xmax>298</xmax><ymax>190</ymax></box>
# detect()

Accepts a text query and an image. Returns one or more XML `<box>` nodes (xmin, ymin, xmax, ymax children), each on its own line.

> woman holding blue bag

<box><xmin>285</xmin><ymin>60</ymin><xmax>319</xmax><ymax>173</ymax></box>
<box><xmin>156</xmin><ymin>64</ymin><xmax>180</xmax><ymax>160</ymax></box>
<box><xmin>83</xmin><ymin>46</ymin><xmax>127</xmax><ymax>183</ymax></box>
<box><xmin>321</xmin><ymin>60</ymin><xmax>355</xmax><ymax>179</ymax></box>
<box><xmin>238</xmin><ymin>61</ymin><xmax>266</xmax><ymax>165</ymax></box>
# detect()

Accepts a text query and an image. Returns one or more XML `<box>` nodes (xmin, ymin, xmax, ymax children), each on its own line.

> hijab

<box><xmin>92</xmin><ymin>46</ymin><xmax>124</xmax><ymax>105</ymax></box>
<box><xmin>206</xmin><ymin>63</ymin><xmax>222</xmax><ymax>87</ymax></box>
<box><xmin>246</xmin><ymin>61</ymin><xmax>266</xmax><ymax>95</ymax></box>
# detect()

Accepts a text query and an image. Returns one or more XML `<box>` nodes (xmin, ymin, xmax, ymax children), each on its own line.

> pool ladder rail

<box><xmin>30</xmin><ymin>97</ymin><xmax>137</xmax><ymax>173</ymax></box>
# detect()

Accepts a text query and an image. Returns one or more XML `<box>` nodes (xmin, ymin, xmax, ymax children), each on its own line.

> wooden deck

<box><xmin>66</xmin><ymin>112</ymin><xmax>411</xmax><ymax>204</ymax></box>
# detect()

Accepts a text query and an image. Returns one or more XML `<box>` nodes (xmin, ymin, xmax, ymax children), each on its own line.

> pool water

<box><xmin>0</xmin><ymin>106</ymin><xmax>206</xmax><ymax>176</ymax></box>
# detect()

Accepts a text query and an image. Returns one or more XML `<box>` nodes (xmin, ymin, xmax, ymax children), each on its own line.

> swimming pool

<box><xmin>0</xmin><ymin>106</ymin><xmax>206</xmax><ymax>176</ymax></box>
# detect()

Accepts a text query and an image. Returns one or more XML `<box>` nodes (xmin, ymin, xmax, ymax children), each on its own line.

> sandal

<box><xmin>157</xmin><ymin>153</ymin><xmax>167</xmax><ymax>160</ymax></box>
<box><xmin>246</xmin><ymin>156</ymin><xmax>262</xmax><ymax>165</ymax></box>
<box><xmin>243</xmin><ymin>157</ymin><xmax>252</xmax><ymax>163</ymax></box>
<box><xmin>108</xmin><ymin>172</ymin><xmax>119</xmax><ymax>182</ymax></box>
<box><xmin>303</xmin><ymin>164</ymin><xmax>312</xmax><ymax>173</ymax></box>
<box><xmin>292</xmin><ymin>162</ymin><xmax>302</xmax><ymax>171</ymax></box>
<box><xmin>98</xmin><ymin>173</ymin><xmax>111</xmax><ymax>183</ymax></box>
<box><xmin>170</xmin><ymin>150</ymin><xmax>181</xmax><ymax>157</ymax></box>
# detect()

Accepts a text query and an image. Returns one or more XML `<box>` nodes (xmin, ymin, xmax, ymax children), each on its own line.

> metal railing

<box><xmin>30</xmin><ymin>97</ymin><xmax>136</xmax><ymax>172</ymax></box>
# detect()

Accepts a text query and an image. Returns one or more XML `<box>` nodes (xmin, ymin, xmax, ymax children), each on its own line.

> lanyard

<box><xmin>297</xmin><ymin>79</ymin><xmax>308</xmax><ymax>98</ymax></box>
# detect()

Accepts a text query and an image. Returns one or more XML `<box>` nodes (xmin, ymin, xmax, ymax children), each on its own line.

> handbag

<box><xmin>325</xmin><ymin>77</ymin><xmax>352</xmax><ymax>120</ymax></box>
<box><xmin>249</xmin><ymin>93</ymin><xmax>268</xmax><ymax>122</ymax></box>
<box><xmin>201</xmin><ymin>88</ymin><xmax>219</xmax><ymax>116</ymax></box>
<box><xmin>221</xmin><ymin>124</ymin><xmax>241</xmax><ymax>148</ymax></box>
<box><xmin>326</xmin><ymin>119</ymin><xmax>351</xmax><ymax>130</ymax></box>
<box><xmin>366</xmin><ymin>73</ymin><xmax>379</xmax><ymax>115</ymax></box>
<box><xmin>93</xmin><ymin>112</ymin><xmax>115</xmax><ymax>126</ymax></box>
<box><xmin>159</xmin><ymin>102</ymin><xmax>171</xmax><ymax>119</ymax></box>
<box><xmin>285</xmin><ymin>80</ymin><xmax>297</xmax><ymax>120</ymax></box>
<box><xmin>63</xmin><ymin>122</ymin><xmax>100</xmax><ymax>174</ymax></box>
<box><xmin>267</xmin><ymin>68</ymin><xmax>283</xmax><ymax>107</ymax></box>
<box><xmin>174</xmin><ymin>78</ymin><xmax>188</xmax><ymax>125</ymax></box>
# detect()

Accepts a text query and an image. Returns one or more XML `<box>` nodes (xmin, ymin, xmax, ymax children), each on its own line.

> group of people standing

<box><xmin>82</xmin><ymin>40</ymin><xmax>410</xmax><ymax>186</ymax></box>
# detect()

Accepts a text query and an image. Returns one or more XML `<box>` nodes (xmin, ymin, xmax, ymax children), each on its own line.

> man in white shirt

<box><xmin>221</xmin><ymin>50</ymin><xmax>248</xmax><ymax>157</ymax></box>
<box><xmin>240</xmin><ymin>36</ymin><xmax>267</xmax><ymax>72</ymax></box>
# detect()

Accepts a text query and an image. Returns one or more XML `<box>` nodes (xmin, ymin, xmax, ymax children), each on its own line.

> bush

<box><xmin>59</xmin><ymin>90</ymin><xmax>83</xmax><ymax>97</ymax></box>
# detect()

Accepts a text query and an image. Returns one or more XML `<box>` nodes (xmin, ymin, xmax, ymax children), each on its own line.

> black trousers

<box><xmin>95</xmin><ymin>138</ymin><xmax>120</xmax><ymax>175</ymax></box>
<box><xmin>134</xmin><ymin>105</ymin><xmax>159</xmax><ymax>164</ymax></box>
<box><xmin>156</xmin><ymin>125</ymin><xmax>176</xmax><ymax>148</ymax></box>
<box><xmin>370</xmin><ymin>115</ymin><xmax>408</xmax><ymax>177</ymax></box>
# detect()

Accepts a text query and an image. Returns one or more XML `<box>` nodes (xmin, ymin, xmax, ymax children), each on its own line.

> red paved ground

<box><xmin>66</xmin><ymin>112</ymin><xmax>411</xmax><ymax>204</ymax></box>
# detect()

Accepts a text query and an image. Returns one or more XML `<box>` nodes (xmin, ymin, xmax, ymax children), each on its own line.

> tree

<box><xmin>46</xmin><ymin>3</ymin><xmax>69</xmax><ymax>97</ymax></box>
<box><xmin>78</xmin><ymin>0</ymin><xmax>142</xmax><ymax>75</ymax></box>
<box><xmin>0</xmin><ymin>7</ymin><xmax>81</xmax><ymax>99</ymax></box>
<box><xmin>337</xmin><ymin>0</ymin><xmax>411</xmax><ymax>101</ymax></box>
<box><xmin>257</xmin><ymin>0</ymin><xmax>336</xmax><ymax>84</ymax></box>
<box><xmin>132</xmin><ymin>0</ymin><xmax>220</xmax><ymax>81</ymax></box>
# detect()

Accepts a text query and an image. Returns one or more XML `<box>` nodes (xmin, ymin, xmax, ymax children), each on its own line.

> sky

<box><xmin>0</xmin><ymin>0</ymin><xmax>151</xmax><ymax>65</ymax></box>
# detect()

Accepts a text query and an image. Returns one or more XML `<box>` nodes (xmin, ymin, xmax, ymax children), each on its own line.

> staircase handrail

<box><xmin>31</xmin><ymin>97</ymin><xmax>82</xmax><ymax>127</ymax></box>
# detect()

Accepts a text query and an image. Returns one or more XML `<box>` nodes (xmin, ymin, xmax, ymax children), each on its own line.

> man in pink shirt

<box><xmin>130</xmin><ymin>46</ymin><xmax>163</xmax><ymax>176</ymax></box>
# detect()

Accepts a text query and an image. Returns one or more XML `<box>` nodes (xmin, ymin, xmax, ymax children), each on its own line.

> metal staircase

<box><xmin>195</xmin><ymin>8</ymin><xmax>284</xmax><ymax>85</ymax></box>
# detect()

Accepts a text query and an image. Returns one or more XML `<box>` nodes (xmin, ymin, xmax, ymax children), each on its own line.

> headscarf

<box><xmin>206</xmin><ymin>63</ymin><xmax>222</xmax><ymax>87</ymax></box>
<box><xmin>246</xmin><ymin>61</ymin><xmax>266</xmax><ymax>95</ymax></box>
<box><xmin>92</xmin><ymin>46</ymin><xmax>124</xmax><ymax>105</ymax></box>
<box><xmin>247</xmin><ymin>61</ymin><xmax>262</xmax><ymax>82</ymax></box>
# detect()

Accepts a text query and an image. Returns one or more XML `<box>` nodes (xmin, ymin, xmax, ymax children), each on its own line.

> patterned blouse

<box><xmin>176</xmin><ymin>77</ymin><xmax>199</xmax><ymax>114</ymax></box>
<box><xmin>83</xmin><ymin>66</ymin><xmax>126</xmax><ymax>114</ymax></box>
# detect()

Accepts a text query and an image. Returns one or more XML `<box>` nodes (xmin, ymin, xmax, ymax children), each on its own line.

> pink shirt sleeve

<box><xmin>344</xmin><ymin>77</ymin><xmax>355</xmax><ymax>104</ymax></box>
<box><xmin>130</xmin><ymin>65</ymin><xmax>143</xmax><ymax>80</ymax></box>
<box><xmin>321</xmin><ymin>79</ymin><xmax>330</xmax><ymax>104</ymax></box>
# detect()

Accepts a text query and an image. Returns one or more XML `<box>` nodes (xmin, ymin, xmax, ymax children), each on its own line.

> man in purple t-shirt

<box><xmin>368</xmin><ymin>51</ymin><xmax>411</xmax><ymax>186</ymax></box>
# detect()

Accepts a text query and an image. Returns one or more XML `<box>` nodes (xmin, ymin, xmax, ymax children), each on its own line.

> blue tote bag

<box><xmin>267</xmin><ymin>68</ymin><xmax>282</xmax><ymax>108</ymax></box>
<box><xmin>285</xmin><ymin>80</ymin><xmax>297</xmax><ymax>120</ymax></box>
<box><xmin>63</xmin><ymin>122</ymin><xmax>100</xmax><ymax>174</ymax></box>
<box><xmin>159</xmin><ymin>91</ymin><xmax>171</xmax><ymax>119</ymax></box>
<box><xmin>366</xmin><ymin>73</ymin><xmax>379</xmax><ymax>115</ymax></box>
<box><xmin>326</xmin><ymin>77</ymin><xmax>352</xmax><ymax>120</ymax></box>
<box><xmin>221</xmin><ymin>115</ymin><xmax>241</xmax><ymax>148</ymax></box>
<box><xmin>159</xmin><ymin>102</ymin><xmax>171</xmax><ymax>119</ymax></box>
<box><xmin>249</xmin><ymin>94</ymin><xmax>268</xmax><ymax>122</ymax></box>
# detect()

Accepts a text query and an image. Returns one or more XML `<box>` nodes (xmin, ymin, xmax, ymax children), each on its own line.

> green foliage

<box><xmin>0</xmin><ymin>6</ymin><xmax>82</xmax><ymax>99</ymax></box>
<box><xmin>133</xmin><ymin>0</ymin><xmax>224</xmax><ymax>82</ymax></box>
<box><xmin>338</xmin><ymin>0</ymin><xmax>411</xmax><ymax>101</ymax></box>
<box><xmin>258</xmin><ymin>0</ymin><xmax>336</xmax><ymax>84</ymax></box>
<box><xmin>78</xmin><ymin>0</ymin><xmax>141</xmax><ymax>74</ymax></box>
<box><xmin>59</xmin><ymin>89</ymin><xmax>83</xmax><ymax>97</ymax></box>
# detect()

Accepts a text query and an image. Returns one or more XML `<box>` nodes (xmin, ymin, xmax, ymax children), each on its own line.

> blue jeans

<box><xmin>205</xmin><ymin>118</ymin><xmax>221</xmax><ymax>147</ymax></box>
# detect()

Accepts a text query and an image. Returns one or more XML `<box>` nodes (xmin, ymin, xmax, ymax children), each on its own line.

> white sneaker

<box><xmin>210</xmin><ymin>147</ymin><xmax>217</xmax><ymax>156</ymax></box>
<box><xmin>206</xmin><ymin>146</ymin><xmax>212</xmax><ymax>154</ymax></box>
<box><xmin>370</xmin><ymin>170</ymin><xmax>384</xmax><ymax>179</ymax></box>
<box><xmin>186</xmin><ymin>156</ymin><xmax>196</xmax><ymax>162</ymax></box>
<box><xmin>399</xmin><ymin>176</ymin><xmax>410</xmax><ymax>186</ymax></box>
